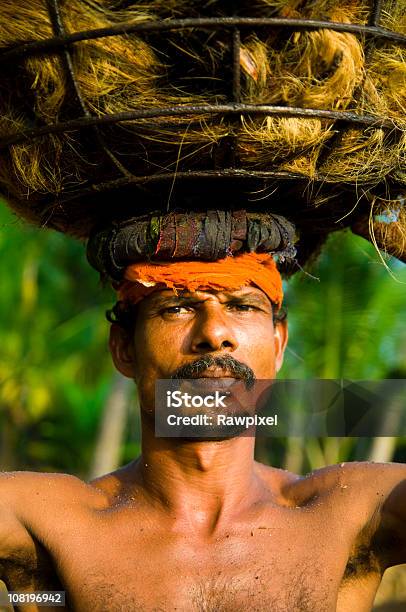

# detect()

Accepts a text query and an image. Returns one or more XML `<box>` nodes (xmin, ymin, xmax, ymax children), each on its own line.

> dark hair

<box><xmin>106</xmin><ymin>301</ymin><xmax>139</xmax><ymax>331</ymax></box>
<box><xmin>106</xmin><ymin>300</ymin><xmax>287</xmax><ymax>332</ymax></box>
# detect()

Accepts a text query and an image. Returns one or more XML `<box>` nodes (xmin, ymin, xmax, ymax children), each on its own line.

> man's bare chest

<box><xmin>52</xmin><ymin>548</ymin><xmax>336</xmax><ymax>612</ymax></box>
<box><xmin>68</xmin><ymin>565</ymin><xmax>335</xmax><ymax>612</ymax></box>
<box><xmin>7</xmin><ymin>511</ymin><xmax>375</xmax><ymax>612</ymax></box>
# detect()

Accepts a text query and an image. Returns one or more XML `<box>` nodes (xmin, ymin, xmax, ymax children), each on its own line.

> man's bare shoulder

<box><xmin>0</xmin><ymin>470</ymin><xmax>108</xmax><ymax>529</ymax></box>
<box><xmin>284</xmin><ymin>461</ymin><xmax>406</xmax><ymax>499</ymax></box>
<box><xmin>0</xmin><ymin>470</ymin><xmax>103</xmax><ymax>502</ymax></box>
<box><xmin>257</xmin><ymin>461</ymin><xmax>406</xmax><ymax>514</ymax></box>
<box><xmin>0</xmin><ymin>471</ymin><xmax>110</xmax><ymax>568</ymax></box>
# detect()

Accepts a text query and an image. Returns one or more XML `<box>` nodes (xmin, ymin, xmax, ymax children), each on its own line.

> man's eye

<box><xmin>161</xmin><ymin>306</ymin><xmax>192</xmax><ymax>315</ymax></box>
<box><xmin>228</xmin><ymin>303</ymin><xmax>258</xmax><ymax>312</ymax></box>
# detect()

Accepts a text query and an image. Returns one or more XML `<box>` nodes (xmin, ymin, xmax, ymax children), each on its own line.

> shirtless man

<box><xmin>1</xmin><ymin>277</ymin><xmax>405</xmax><ymax>612</ymax></box>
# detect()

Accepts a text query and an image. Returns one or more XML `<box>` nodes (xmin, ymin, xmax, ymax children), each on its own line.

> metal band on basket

<box><xmin>0</xmin><ymin>0</ymin><xmax>404</xmax><ymax>266</ymax></box>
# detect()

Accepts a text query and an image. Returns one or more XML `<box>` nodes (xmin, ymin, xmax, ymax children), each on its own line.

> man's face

<box><xmin>110</xmin><ymin>286</ymin><xmax>288</xmax><ymax>413</ymax></box>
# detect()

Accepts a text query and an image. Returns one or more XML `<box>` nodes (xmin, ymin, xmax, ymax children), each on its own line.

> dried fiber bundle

<box><xmin>0</xmin><ymin>0</ymin><xmax>405</xmax><ymax>265</ymax></box>
<box><xmin>352</xmin><ymin>195</ymin><xmax>406</xmax><ymax>261</ymax></box>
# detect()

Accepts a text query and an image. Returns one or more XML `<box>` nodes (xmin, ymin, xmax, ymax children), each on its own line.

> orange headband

<box><xmin>117</xmin><ymin>252</ymin><xmax>283</xmax><ymax>309</ymax></box>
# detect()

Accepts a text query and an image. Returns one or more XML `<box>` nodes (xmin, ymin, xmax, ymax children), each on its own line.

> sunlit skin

<box><xmin>111</xmin><ymin>286</ymin><xmax>287</xmax><ymax>413</ymax></box>
<box><xmin>109</xmin><ymin>287</ymin><xmax>288</xmax><ymax>529</ymax></box>
<box><xmin>0</xmin><ymin>285</ymin><xmax>405</xmax><ymax>612</ymax></box>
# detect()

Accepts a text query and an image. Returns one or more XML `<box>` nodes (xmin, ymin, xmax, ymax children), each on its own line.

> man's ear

<box><xmin>274</xmin><ymin>319</ymin><xmax>288</xmax><ymax>374</ymax></box>
<box><xmin>109</xmin><ymin>323</ymin><xmax>136</xmax><ymax>379</ymax></box>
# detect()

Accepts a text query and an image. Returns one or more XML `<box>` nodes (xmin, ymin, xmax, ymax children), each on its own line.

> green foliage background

<box><xmin>0</xmin><ymin>201</ymin><xmax>405</xmax><ymax>477</ymax></box>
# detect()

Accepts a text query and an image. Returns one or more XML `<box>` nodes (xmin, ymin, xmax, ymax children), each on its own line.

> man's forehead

<box><xmin>146</xmin><ymin>286</ymin><xmax>271</xmax><ymax>304</ymax></box>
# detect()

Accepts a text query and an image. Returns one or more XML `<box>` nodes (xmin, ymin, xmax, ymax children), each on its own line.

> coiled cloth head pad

<box><xmin>87</xmin><ymin>210</ymin><xmax>297</xmax><ymax>308</ymax></box>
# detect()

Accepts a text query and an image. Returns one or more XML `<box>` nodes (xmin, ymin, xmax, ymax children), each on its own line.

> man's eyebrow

<box><xmin>221</xmin><ymin>292</ymin><xmax>272</xmax><ymax>307</ymax></box>
<box><xmin>150</xmin><ymin>292</ymin><xmax>271</xmax><ymax>308</ymax></box>
<box><xmin>147</xmin><ymin>291</ymin><xmax>271</xmax><ymax>308</ymax></box>
<box><xmin>149</xmin><ymin>295</ymin><xmax>204</xmax><ymax>307</ymax></box>
<box><xmin>225</xmin><ymin>294</ymin><xmax>269</xmax><ymax>304</ymax></box>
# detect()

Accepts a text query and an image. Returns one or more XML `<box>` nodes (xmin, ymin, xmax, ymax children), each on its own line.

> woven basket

<box><xmin>0</xmin><ymin>0</ymin><xmax>405</xmax><ymax>268</ymax></box>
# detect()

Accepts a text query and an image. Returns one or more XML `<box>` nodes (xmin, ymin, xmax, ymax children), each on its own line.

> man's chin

<box><xmin>177</xmin><ymin>422</ymin><xmax>252</xmax><ymax>441</ymax></box>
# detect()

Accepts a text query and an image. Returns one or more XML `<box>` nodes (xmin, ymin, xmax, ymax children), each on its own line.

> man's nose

<box><xmin>190</xmin><ymin>304</ymin><xmax>239</xmax><ymax>353</ymax></box>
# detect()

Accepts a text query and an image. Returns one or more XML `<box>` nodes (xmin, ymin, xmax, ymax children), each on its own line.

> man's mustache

<box><xmin>171</xmin><ymin>355</ymin><xmax>255</xmax><ymax>390</ymax></box>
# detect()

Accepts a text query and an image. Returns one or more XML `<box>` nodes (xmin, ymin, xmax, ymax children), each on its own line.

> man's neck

<box><xmin>129</xmin><ymin>418</ymin><xmax>268</xmax><ymax>535</ymax></box>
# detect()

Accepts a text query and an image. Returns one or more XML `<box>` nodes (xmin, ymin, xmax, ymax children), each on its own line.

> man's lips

<box><xmin>171</xmin><ymin>356</ymin><xmax>255</xmax><ymax>390</ymax></box>
<box><xmin>180</xmin><ymin>369</ymin><xmax>243</xmax><ymax>393</ymax></box>
<box><xmin>190</xmin><ymin>367</ymin><xmax>242</xmax><ymax>380</ymax></box>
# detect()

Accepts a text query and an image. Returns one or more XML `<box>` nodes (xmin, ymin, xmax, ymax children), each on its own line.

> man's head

<box><xmin>89</xmin><ymin>213</ymin><xmax>294</xmax><ymax>420</ymax></box>
<box><xmin>109</xmin><ymin>284</ymin><xmax>288</xmax><ymax>415</ymax></box>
